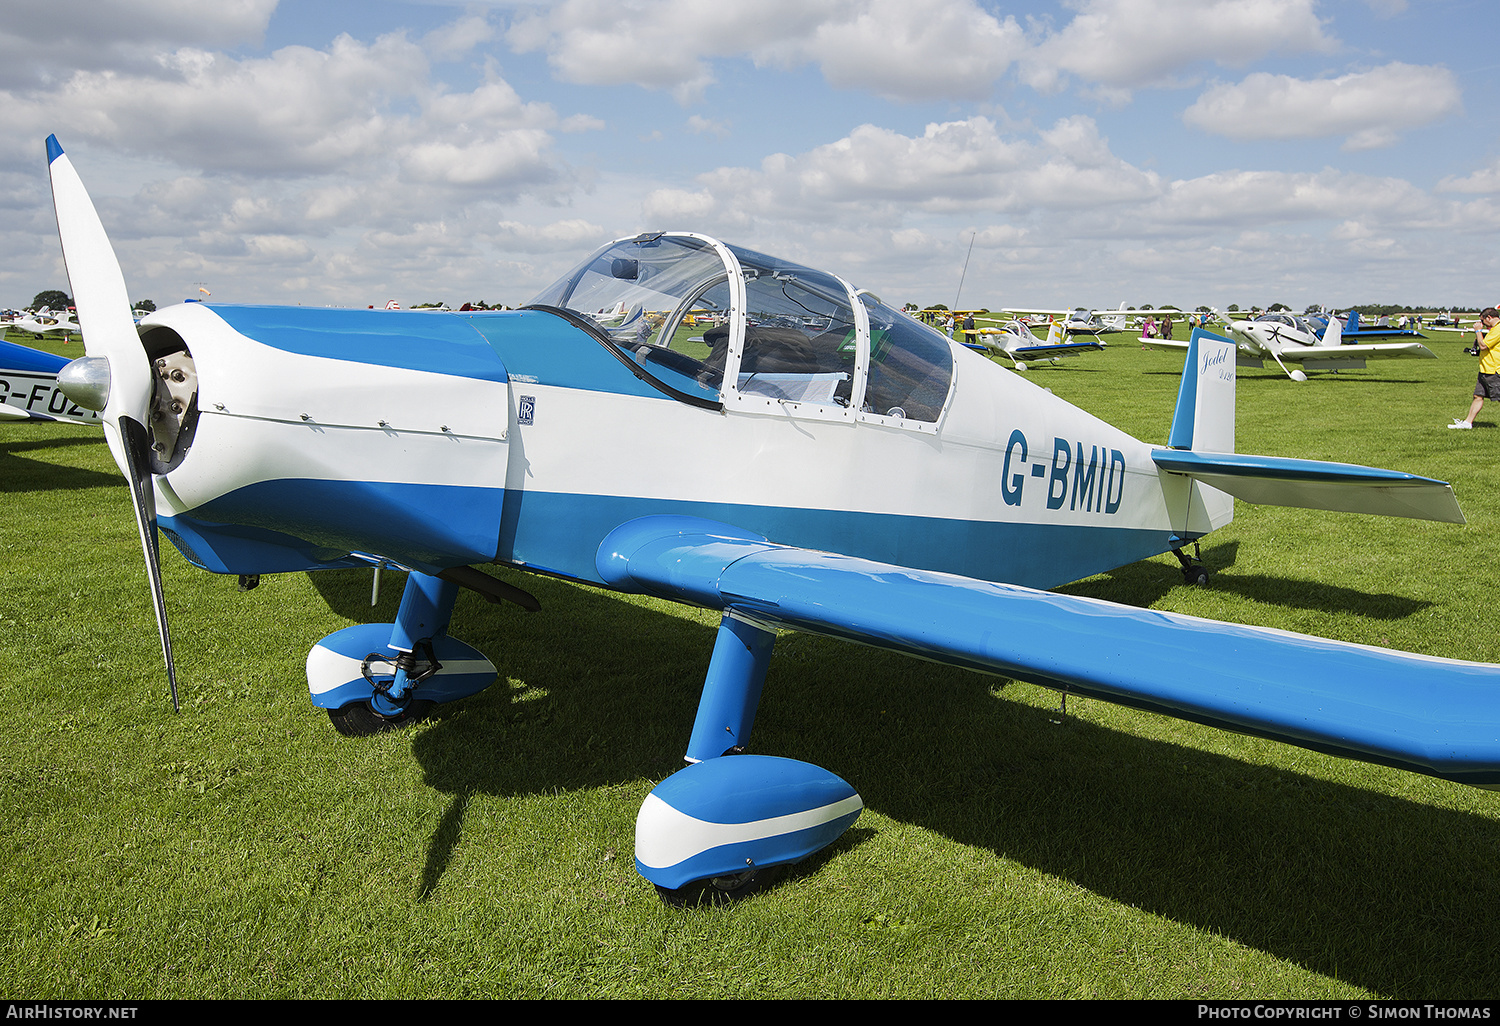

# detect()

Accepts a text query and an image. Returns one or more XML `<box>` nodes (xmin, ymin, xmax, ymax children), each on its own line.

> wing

<box><xmin>1278</xmin><ymin>341</ymin><xmax>1436</xmax><ymax>362</ymax></box>
<box><xmin>1011</xmin><ymin>340</ymin><xmax>1106</xmax><ymax>359</ymax></box>
<box><xmin>598</xmin><ymin>515</ymin><xmax>1500</xmax><ymax>788</ymax></box>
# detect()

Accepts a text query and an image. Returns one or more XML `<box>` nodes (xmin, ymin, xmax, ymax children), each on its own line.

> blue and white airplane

<box><xmin>973</xmin><ymin>318</ymin><xmax>1105</xmax><ymax>370</ymax></box>
<box><xmin>0</xmin><ymin>337</ymin><xmax>102</xmax><ymax>423</ymax></box>
<box><xmin>43</xmin><ymin>135</ymin><xmax>1498</xmax><ymax>901</ymax></box>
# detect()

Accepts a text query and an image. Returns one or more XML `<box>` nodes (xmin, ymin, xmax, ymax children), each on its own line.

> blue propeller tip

<box><xmin>46</xmin><ymin>135</ymin><xmax>63</xmax><ymax>163</ymax></box>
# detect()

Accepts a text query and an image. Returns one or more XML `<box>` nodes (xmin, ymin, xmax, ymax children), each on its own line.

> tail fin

<box><xmin>1045</xmin><ymin>320</ymin><xmax>1064</xmax><ymax>346</ymax></box>
<box><xmin>1167</xmin><ymin>328</ymin><xmax>1236</xmax><ymax>455</ymax></box>
<box><xmin>1346</xmin><ymin>310</ymin><xmax>1359</xmax><ymax>333</ymax></box>
<box><xmin>1323</xmin><ymin>314</ymin><xmax>1343</xmax><ymax>346</ymax></box>
<box><xmin>1161</xmin><ymin>328</ymin><xmax>1237</xmax><ymax>535</ymax></box>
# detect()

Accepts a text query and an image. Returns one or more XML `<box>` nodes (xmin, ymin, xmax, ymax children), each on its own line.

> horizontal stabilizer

<box><xmin>598</xmin><ymin>515</ymin><xmax>1500</xmax><ymax>786</ymax></box>
<box><xmin>1151</xmin><ymin>449</ymin><xmax>1464</xmax><ymax>523</ymax></box>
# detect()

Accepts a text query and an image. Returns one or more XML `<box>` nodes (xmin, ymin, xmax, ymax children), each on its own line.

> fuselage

<box><xmin>139</xmin><ymin>235</ymin><xmax>1223</xmax><ymax>594</ymax></box>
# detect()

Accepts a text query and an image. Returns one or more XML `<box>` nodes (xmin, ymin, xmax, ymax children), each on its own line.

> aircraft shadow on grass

<box><xmin>310</xmin><ymin>566</ymin><xmax>1497</xmax><ymax>995</ymax></box>
<box><xmin>1060</xmin><ymin>540</ymin><xmax>1431</xmax><ymax>621</ymax></box>
<box><xmin>0</xmin><ymin>433</ymin><xmax>117</xmax><ymax>493</ymax></box>
<box><xmin>1143</xmin><ymin>373</ymin><xmax>1432</xmax><ymax>388</ymax></box>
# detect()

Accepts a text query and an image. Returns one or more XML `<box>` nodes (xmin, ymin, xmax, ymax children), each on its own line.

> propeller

<box><xmin>47</xmin><ymin>135</ymin><xmax>178</xmax><ymax>711</ymax></box>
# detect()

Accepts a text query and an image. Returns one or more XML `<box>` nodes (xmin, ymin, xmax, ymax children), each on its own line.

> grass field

<box><xmin>3</xmin><ymin>328</ymin><xmax>1499</xmax><ymax>999</ymax></box>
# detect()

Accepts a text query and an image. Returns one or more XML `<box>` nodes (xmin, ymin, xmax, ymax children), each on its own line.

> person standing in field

<box><xmin>1450</xmin><ymin>308</ymin><xmax>1500</xmax><ymax>429</ymax></box>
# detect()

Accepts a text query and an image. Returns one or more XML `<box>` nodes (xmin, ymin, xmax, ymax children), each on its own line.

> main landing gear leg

<box><xmin>309</xmin><ymin>571</ymin><xmax>497</xmax><ymax>736</ymax></box>
<box><xmin>685</xmin><ymin>613</ymin><xmax>776</xmax><ymax>762</ymax></box>
<box><xmin>366</xmin><ymin>571</ymin><xmax>460</xmax><ymax>717</ymax></box>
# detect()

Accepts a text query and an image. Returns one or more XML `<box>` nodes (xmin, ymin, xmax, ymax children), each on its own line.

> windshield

<box><xmin>530</xmin><ymin>233</ymin><xmax>731</xmax><ymax>400</ymax></box>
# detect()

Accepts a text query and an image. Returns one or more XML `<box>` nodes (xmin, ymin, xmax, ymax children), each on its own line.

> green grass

<box><xmin>3</xmin><ymin>331</ymin><xmax>1499</xmax><ymax>999</ymax></box>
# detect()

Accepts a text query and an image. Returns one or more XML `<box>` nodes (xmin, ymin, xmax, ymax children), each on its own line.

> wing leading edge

<box><xmin>598</xmin><ymin>515</ymin><xmax>1500</xmax><ymax>788</ymax></box>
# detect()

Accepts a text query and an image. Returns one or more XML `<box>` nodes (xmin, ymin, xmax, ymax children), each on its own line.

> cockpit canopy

<box><xmin>529</xmin><ymin>232</ymin><xmax>953</xmax><ymax>424</ymax></box>
<box><xmin>1252</xmin><ymin>312</ymin><xmax>1318</xmax><ymax>336</ymax></box>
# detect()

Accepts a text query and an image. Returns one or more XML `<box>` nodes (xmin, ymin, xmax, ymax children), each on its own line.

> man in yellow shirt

<box><xmin>1451</xmin><ymin>308</ymin><xmax>1500</xmax><ymax>429</ymax></box>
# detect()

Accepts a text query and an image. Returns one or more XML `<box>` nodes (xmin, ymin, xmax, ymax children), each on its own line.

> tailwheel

<box><xmin>1172</xmin><ymin>543</ymin><xmax>1210</xmax><ymax>586</ymax></box>
<box><xmin>327</xmin><ymin>699</ymin><xmax>433</xmax><ymax>737</ymax></box>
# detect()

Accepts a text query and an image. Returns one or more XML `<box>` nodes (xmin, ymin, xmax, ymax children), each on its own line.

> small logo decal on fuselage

<box><xmin>518</xmin><ymin>395</ymin><xmax>535</xmax><ymax>425</ymax></box>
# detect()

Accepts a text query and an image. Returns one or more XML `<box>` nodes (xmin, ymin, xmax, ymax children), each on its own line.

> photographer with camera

<box><xmin>1450</xmin><ymin>308</ymin><xmax>1500</xmax><ymax>429</ymax></box>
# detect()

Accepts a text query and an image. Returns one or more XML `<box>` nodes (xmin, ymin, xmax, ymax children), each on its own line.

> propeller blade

<box><xmin>47</xmin><ymin>137</ymin><xmax>152</xmax><ymax>423</ymax></box>
<box><xmin>47</xmin><ymin>135</ymin><xmax>178</xmax><ymax>711</ymax></box>
<box><xmin>120</xmin><ymin>417</ymin><xmax>179</xmax><ymax>712</ymax></box>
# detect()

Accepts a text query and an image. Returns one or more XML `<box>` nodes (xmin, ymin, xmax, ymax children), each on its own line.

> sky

<box><xmin>1</xmin><ymin>0</ymin><xmax>1496</xmax><ymax>313</ymax></box>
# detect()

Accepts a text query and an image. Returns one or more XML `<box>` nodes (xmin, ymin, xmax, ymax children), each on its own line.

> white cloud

<box><xmin>0</xmin><ymin>0</ymin><xmax>278</xmax><ymax>88</ymax></box>
<box><xmin>421</xmin><ymin>11</ymin><xmax>498</xmax><ymax>60</ymax></box>
<box><xmin>559</xmin><ymin>113</ymin><xmax>606</xmax><ymax>133</ymax></box>
<box><xmin>0</xmin><ymin>31</ymin><xmax>573</xmax><ymax>195</ymax></box>
<box><xmin>642</xmin><ymin>115</ymin><xmax>1161</xmax><ymax>236</ymax></box>
<box><xmin>1143</xmin><ymin>168</ymin><xmax>1441</xmax><ymax>229</ymax></box>
<box><xmin>1020</xmin><ymin>0</ymin><xmax>1334</xmax><ymax>95</ymax></box>
<box><xmin>686</xmin><ymin>115</ymin><xmax>731</xmax><ymax>139</ymax></box>
<box><xmin>506</xmin><ymin>0</ymin><xmax>1024</xmax><ymax>103</ymax></box>
<box><xmin>1182</xmin><ymin>63</ymin><xmax>1461</xmax><ymax>149</ymax></box>
<box><xmin>750</xmin><ymin>0</ymin><xmax>1025</xmax><ymax>102</ymax></box>
<box><xmin>506</xmin><ymin>0</ymin><xmax>825</xmax><ymax>102</ymax></box>
<box><xmin>1437</xmin><ymin>160</ymin><xmax>1500</xmax><ymax>195</ymax></box>
<box><xmin>495</xmin><ymin>218</ymin><xmax>608</xmax><ymax>251</ymax></box>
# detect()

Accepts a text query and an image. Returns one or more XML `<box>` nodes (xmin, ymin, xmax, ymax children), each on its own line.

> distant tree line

<box><xmin>29</xmin><ymin>290</ymin><xmax>71</xmax><ymax>310</ymax></box>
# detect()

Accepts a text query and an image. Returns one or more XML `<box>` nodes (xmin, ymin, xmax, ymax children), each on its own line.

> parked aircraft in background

<box><xmin>7</xmin><ymin>308</ymin><xmax>81</xmax><ymax>339</ymax></box>
<box><xmin>1335</xmin><ymin>310</ymin><xmax>1428</xmax><ymax>340</ymax></box>
<box><xmin>0</xmin><ymin>337</ymin><xmax>101</xmax><ymax>423</ymax></box>
<box><xmin>972</xmin><ymin>319</ymin><xmax>1104</xmax><ymax>369</ymax></box>
<box><xmin>1143</xmin><ymin>311</ymin><xmax>1436</xmax><ymax>381</ymax></box>
<box><xmin>993</xmin><ymin>304</ymin><xmax>1200</xmax><ymax>336</ymax></box>
<box><xmin>46</xmin><ymin>134</ymin><xmax>1499</xmax><ymax>905</ymax></box>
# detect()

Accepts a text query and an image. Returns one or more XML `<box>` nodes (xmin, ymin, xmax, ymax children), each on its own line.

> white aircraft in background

<box><xmin>1143</xmin><ymin>311</ymin><xmax>1436</xmax><ymax>382</ymax></box>
<box><xmin>997</xmin><ymin>304</ymin><xmax>1203</xmax><ymax>336</ymax></box>
<box><xmin>1421</xmin><ymin>316</ymin><xmax>1483</xmax><ymax>335</ymax></box>
<box><xmin>7</xmin><ymin>307</ymin><xmax>81</xmax><ymax>339</ymax></box>
<box><xmin>972</xmin><ymin>319</ymin><xmax>1104</xmax><ymax>369</ymax></box>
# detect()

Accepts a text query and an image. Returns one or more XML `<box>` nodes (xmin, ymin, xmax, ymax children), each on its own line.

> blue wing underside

<box><xmin>598</xmin><ymin>515</ymin><xmax>1500</xmax><ymax>788</ymax></box>
<box><xmin>1013</xmin><ymin>341</ymin><xmax>1103</xmax><ymax>358</ymax></box>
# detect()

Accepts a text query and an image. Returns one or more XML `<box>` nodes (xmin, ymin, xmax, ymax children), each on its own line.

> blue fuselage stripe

<box><xmin>159</xmin><ymin>478</ymin><xmax>1179</xmax><ymax>590</ymax></box>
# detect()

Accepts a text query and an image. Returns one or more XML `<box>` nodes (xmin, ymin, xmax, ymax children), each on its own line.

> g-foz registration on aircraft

<box><xmin>45</xmin><ymin>135</ymin><xmax>1497</xmax><ymax>901</ymax></box>
<box><xmin>0</xmin><ymin>337</ymin><xmax>101</xmax><ymax>423</ymax></box>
